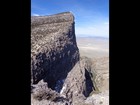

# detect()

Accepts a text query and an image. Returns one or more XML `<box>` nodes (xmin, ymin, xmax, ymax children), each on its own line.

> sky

<box><xmin>31</xmin><ymin>0</ymin><xmax>109</xmax><ymax>38</ymax></box>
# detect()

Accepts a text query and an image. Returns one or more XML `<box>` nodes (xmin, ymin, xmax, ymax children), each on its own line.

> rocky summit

<box><xmin>31</xmin><ymin>12</ymin><xmax>79</xmax><ymax>88</ymax></box>
<box><xmin>31</xmin><ymin>12</ymin><xmax>109</xmax><ymax>105</ymax></box>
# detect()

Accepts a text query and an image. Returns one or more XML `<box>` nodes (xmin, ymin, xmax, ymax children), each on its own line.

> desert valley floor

<box><xmin>76</xmin><ymin>37</ymin><xmax>109</xmax><ymax>59</ymax></box>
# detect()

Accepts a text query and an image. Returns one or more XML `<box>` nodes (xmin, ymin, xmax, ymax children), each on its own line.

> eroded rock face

<box><xmin>31</xmin><ymin>12</ymin><xmax>105</xmax><ymax>105</ymax></box>
<box><xmin>31</xmin><ymin>80</ymin><xmax>70</xmax><ymax>105</ymax></box>
<box><xmin>31</xmin><ymin>12</ymin><xmax>79</xmax><ymax>90</ymax></box>
<box><xmin>59</xmin><ymin>57</ymin><xmax>95</xmax><ymax>104</ymax></box>
<box><xmin>91</xmin><ymin>57</ymin><xmax>109</xmax><ymax>92</ymax></box>
<box><xmin>31</xmin><ymin>58</ymin><xmax>95</xmax><ymax>105</ymax></box>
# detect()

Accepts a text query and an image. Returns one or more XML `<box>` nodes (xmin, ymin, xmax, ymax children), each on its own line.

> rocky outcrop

<box><xmin>31</xmin><ymin>12</ymin><xmax>106</xmax><ymax>105</ymax></box>
<box><xmin>31</xmin><ymin>12</ymin><xmax>79</xmax><ymax>90</ymax></box>
<box><xmin>31</xmin><ymin>80</ymin><xmax>70</xmax><ymax>105</ymax></box>
<box><xmin>59</xmin><ymin>57</ymin><xmax>95</xmax><ymax>104</ymax></box>
<box><xmin>85</xmin><ymin>90</ymin><xmax>109</xmax><ymax>105</ymax></box>
<box><xmin>31</xmin><ymin>58</ymin><xmax>95</xmax><ymax>105</ymax></box>
<box><xmin>85</xmin><ymin>57</ymin><xmax>109</xmax><ymax>105</ymax></box>
<box><xmin>91</xmin><ymin>57</ymin><xmax>109</xmax><ymax>92</ymax></box>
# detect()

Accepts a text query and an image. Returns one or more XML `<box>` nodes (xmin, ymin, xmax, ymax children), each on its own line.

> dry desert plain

<box><xmin>76</xmin><ymin>37</ymin><xmax>109</xmax><ymax>59</ymax></box>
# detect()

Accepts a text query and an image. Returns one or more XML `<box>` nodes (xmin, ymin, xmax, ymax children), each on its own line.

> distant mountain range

<box><xmin>76</xmin><ymin>35</ymin><xmax>109</xmax><ymax>40</ymax></box>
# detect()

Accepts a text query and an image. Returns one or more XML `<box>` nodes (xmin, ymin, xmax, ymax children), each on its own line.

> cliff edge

<box><xmin>31</xmin><ymin>12</ymin><xmax>79</xmax><ymax>89</ymax></box>
<box><xmin>31</xmin><ymin>12</ymin><xmax>96</xmax><ymax>105</ymax></box>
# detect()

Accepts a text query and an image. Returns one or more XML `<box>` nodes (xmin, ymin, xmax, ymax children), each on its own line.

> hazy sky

<box><xmin>31</xmin><ymin>0</ymin><xmax>109</xmax><ymax>38</ymax></box>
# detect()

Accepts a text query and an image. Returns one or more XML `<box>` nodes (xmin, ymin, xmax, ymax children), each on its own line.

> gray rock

<box><xmin>85</xmin><ymin>90</ymin><xmax>109</xmax><ymax>105</ymax></box>
<box><xmin>31</xmin><ymin>12</ymin><xmax>109</xmax><ymax>105</ymax></box>
<box><xmin>91</xmin><ymin>57</ymin><xmax>109</xmax><ymax>92</ymax></box>
<box><xmin>31</xmin><ymin>80</ymin><xmax>68</xmax><ymax>102</ymax></box>
<box><xmin>31</xmin><ymin>57</ymin><xmax>95</xmax><ymax>105</ymax></box>
<box><xmin>60</xmin><ymin>57</ymin><xmax>95</xmax><ymax>104</ymax></box>
<box><xmin>31</xmin><ymin>12</ymin><xmax>80</xmax><ymax>91</ymax></box>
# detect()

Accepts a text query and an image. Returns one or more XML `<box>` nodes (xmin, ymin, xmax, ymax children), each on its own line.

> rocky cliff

<box><xmin>31</xmin><ymin>12</ymin><xmax>79</xmax><ymax>90</ymax></box>
<box><xmin>31</xmin><ymin>12</ymin><xmax>97</xmax><ymax>105</ymax></box>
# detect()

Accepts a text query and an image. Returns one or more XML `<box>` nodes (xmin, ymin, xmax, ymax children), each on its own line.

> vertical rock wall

<box><xmin>31</xmin><ymin>12</ymin><xmax>79</xmax><ymax>90</ymax></box>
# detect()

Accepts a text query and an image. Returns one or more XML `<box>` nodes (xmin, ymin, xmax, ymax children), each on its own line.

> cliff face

<box><xmin>31</xmin><ymin>58</ymin><xmax>95</xmax><ymax>105</ymax></box>
<box><xmin>59</xmin><ymin>57</ymin><xmax>94</xmax><ymax>104</ymax></box>
<box><xmin>31</xmin><ymin>12</ymin><xmax>96</xmax><ymax>105</ymax></box>
<box><xmin>31</xmin><ymin>12</ymin><xmax>79</xmax><ymax>90</ymax></box>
